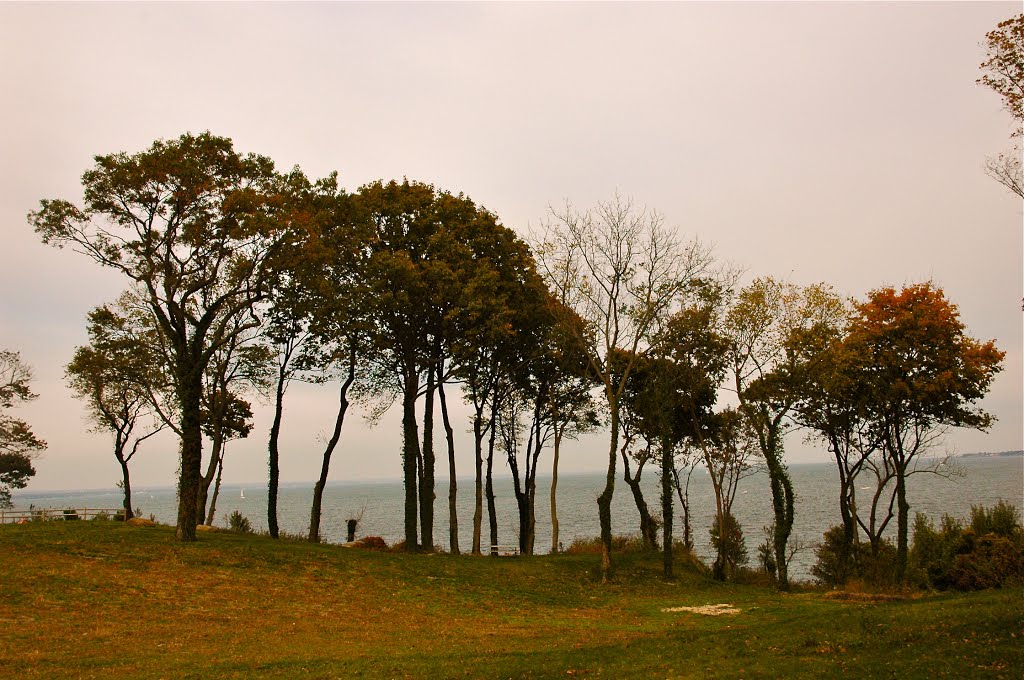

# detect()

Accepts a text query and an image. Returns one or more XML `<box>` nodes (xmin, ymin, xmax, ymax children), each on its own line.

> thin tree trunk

<box><xmin>117</xmin><ymin>452</ymin><xmax>134</xmax><ymax>521</ymax></box>
<box><xmin>419</xmin><ymin>364</ymin><xmax>436</xmax><ymax>551</ymax></box>
<box><xmin>661</xmin><ymin>436</ymin><xmax>672</xmax><ymax>578</ymax></box>
<box><xmin>486</xmin><ymin>397</ymin><xmax>499</xmax><ymax>552</ymax></box>
<box><xmin>597</xmin><ymin>403</ymin><xmax>619</xmax><ymax>581</ymax></box>
<box><xmin>622</xmin><ymin>451</ymin><xmax>659</xmax><ymax>550</ymax></box>
<box><xmin>205</xmin><ymin>453</ymin><xmax>224</xmax><ymax>526</ymax></box>
<box><xmin>672</xmin><ymin>465</ymin><xmax>693</xmax><ymax>550</ymax></box>
<box><xmin>309</xmin><ymin>359</ymin><xmax>355</xmax><ymax>543</ymax></box>
<box><xmin>267</xmin><ymin>358</ymin><xmax>288</xmax><ymax>539</ymax></box>
<box><xmin>438</xmin><ymin>374</ymin><xmax>459</xmax><ymax>555</ymax></box>
<box><xmin>895</xmin><ymin>461</ymin><xmax>910</xmax><ymax>584</ymax></box>
<box><xmin>196</xmin><ymin>433</ymin><xmax>223</xmax><ymax>523</ymax></box>
<box><xmin>402</xmin><ymin>367</ymin><xmax>420</xmax><ymax>550</ymax></box>
<box><xmin>472</xmin><ymin>409</ymin><xmax>484</xmax><ymax>555</ymax></box>
<box><xmin>550</xmin><ymin>425</ymin><xmax>562</xmax><ymax>554</ymax></box>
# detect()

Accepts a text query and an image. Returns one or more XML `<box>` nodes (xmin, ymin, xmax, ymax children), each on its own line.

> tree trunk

<box><xmin>597</xmin><ymin>403</ymin><xmax>619</xmax><ymax>581</ymax></box>
<box><xmin>486</xmin><ymin>397</ymin><xmax>499</xmax><ymax>551</ymax></box>
<box><xmin>267</xmin><ymin>360</ymin><xmax>287</xmax><ymax>539</ymax></box>
<box><xmin>175</xmin><ymin>365</ymin><xmax>204</xmax><ymax>542</ymax></box>
<box><xmin>438</xmin><ymin>376</ymin><xmax>459</xmax><ymax>555</ymax></box>
<box><xmin>419</xmin><ymin>365</ymin><xmax>436</xmax><ymax>551</ymax></box>
<box><xmin>309</xmin><ymin>367</ymin><xmax>354</xmax><ymax>543</ymax></box>
<box><xmin>196</xmin><ymin>433</ymin><xmax>223</xmax><ymax>524</ymax></box>
<box><xmin>205</xmin><ymin>453</ymin><xmax>224</xmax><ymax>525</ymax></box>
<box><xmin>117</xmin><ymin>453</ymin><xmax>134</xmax><ymax>521</ymax></box>
<box><xmin>622</xmin><ymin>452</ymin><xmax>658</xmax><ymax>550</ymax></box>
<box><xmin>550</xmin><ymin>426</ymin><xmax>562</xmax><ymax>554</ymax></box>
<box><xmin>402</xmin><ymin>368</ymin><xmax>420</xmax><ymax>550</ymax></box>
<box><xmin>765</xmin><ymin>447</ymin><xmax>795</xmax><ymax>591</ymax></box>
<box><xmin>895</xmin><ymin>462</ymin><xmax>910</xmax><ymax>584</ymax></box>
<box><xmin>672</xmin><ymin>465</ymin><xmax>693</xmax><ymax>550</ymax></box>
<box><xmin>472</xmin><ymin>409</ymin><xmax>484</xmax><ymax>555</ymax></box>
<box><xmin>661</xmin><ymin>436</ymin><xmax>673</xmax><ymax>578</ymax></box>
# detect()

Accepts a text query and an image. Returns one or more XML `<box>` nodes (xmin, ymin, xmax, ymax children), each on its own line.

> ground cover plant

<box><xmin>1</xmin><ymin>522</ymin><xmax>1020</xmax><ymax>679</ymax></box>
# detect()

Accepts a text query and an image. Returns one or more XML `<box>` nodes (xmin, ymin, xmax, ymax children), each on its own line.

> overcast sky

<box><xmin>1</xmin><ymin>1</ymin><xmax>1021</xmax><ymax>492</ymax></box>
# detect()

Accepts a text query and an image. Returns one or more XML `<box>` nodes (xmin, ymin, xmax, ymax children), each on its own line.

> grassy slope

<box><xmin>0</xmin><ymin>522</ymin><xmax>1020</xmax><ymax>679</ymax></box>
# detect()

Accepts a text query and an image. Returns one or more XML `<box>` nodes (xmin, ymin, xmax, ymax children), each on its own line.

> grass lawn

<box><xmin>1</xmin><ymin>521</ymin><xmax>1020</xmax><ymax>678</ymax></box>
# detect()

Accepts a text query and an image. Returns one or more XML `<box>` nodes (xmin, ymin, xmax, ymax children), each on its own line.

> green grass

<box><xmin>1</xmin><ymin>521</ymin><xmax>1021</xmax><ymax>678</ymax></box>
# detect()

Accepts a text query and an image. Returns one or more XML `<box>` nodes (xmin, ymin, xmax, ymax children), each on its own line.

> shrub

<box><xmin>969</xmin><ymin>501</ymin><xmax>1021</xmax><ymax>538</ymax></box>
<box><xmin>355</xmin><ymin>536</ymin><xmax>388</xmax><ymax>551</ymax></box>
<box><xmin>812</xmin><ymin>525</ymin><xmax>897</xmax><ymax>589</ymax></box>
<box><xmin>811</xmin><ymin>525</ymin><xmax>856</xmax><ymax>587</ymax></box>
<box><xmin>564</xmin><ymin>535</ymin><xmax>648</xmax><ymax>555</ymax></box>
<box><xmin>911</xmin><ymin>503</ymin><xmax>1024</xmax><ymax>591</ymax></box>
<box><xmin>92</xmin><ymin>511</ymin><xmax>110</xmax><ymax>521</ymax></box>
<box><xmin>709</xmin><ymin>512</ymin><xmax>747</xmax><ymax>580</ymax></box>
<box><xmin>62</xmin><ymin>508</ymin><xmax>80</xmax><ymax>521</ymax></box>
<box><xmin>226</xmin><ymin>510</ymin><xmax>252</xmax><ymax>534</ymax></box>
<box><xmin>757</xmin><ymin>525</ymin><xmax>777</xmax><ymax>579</ymax></box>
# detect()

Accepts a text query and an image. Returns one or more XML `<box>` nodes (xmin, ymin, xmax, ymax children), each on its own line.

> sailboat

<box><xmin>240</xmin><ymin>489</ymin><xmax>245</xmax><ymax>499</ymax></box>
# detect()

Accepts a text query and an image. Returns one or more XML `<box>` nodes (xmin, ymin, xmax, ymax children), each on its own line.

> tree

<box><xmin>0</xmin><ymin>351</ymin><xmax>45</xmax><ymax>508</ymax></box>
<box><xmin>845</xmin><ymin>283</ymin><xmax>1004</xmax><ymax>583</ymax></box>
<box><xmin>979</xmin><ymin>14</ymin><xmax>1024</xmax><ymax>199</ymax></box>
<box><xmin>66</xmin><ymin>299</ymin><xmax>167</xmax><ymax>519</ymax></box>
<box><xmin>31</xmin><ymin>132</ymin><xmax>294</xmax><ymax>541</ymax></box>
<box><xmin>535</xmin><ymin>194</ymin><xmax>713</xmax><ymax>580</ymax></box>
<box><xmin>979</xmin><ymin>14</ymin><xmax>1024</xmax><ymax>132</ymax></box>
<box><xmin>724</xmin><ymin>278</ymin><xmax>846</xmax><ymax>590</ymax></box>
<box><xmin>703</xmin><ymin>408</ymin><xmax>760</xmax><ymax>580</ymax></box>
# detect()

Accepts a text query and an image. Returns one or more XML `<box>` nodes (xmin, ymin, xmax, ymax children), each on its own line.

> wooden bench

<box><xmin>490</xmin><ymin>544</ymin><xmax>520</xmax><ymax>557</ymax></box>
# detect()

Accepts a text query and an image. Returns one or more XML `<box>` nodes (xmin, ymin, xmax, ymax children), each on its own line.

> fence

<box><xmin>0</xmin><ymin>508</ymin><xmax>128</xmax><ymax>524</ymax></box>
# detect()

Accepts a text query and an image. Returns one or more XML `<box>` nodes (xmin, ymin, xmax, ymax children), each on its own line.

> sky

<box><xmin>1</xmin><ymin>1</ymin><xmax>1021</xmax><ymax>493</ymax></box>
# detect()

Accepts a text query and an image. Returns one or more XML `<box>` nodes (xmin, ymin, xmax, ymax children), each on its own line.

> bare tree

<box><xmin>535</xmin><ymin>194</ymin><xmax>713</xmax><ymax>581</ymax></box>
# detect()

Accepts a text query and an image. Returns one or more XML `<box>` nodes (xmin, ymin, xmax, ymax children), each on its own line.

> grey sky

<box><xmin>1</xmin><ymin>2</ymin><xmax>1020</xmax><ymax>492</ymax></box>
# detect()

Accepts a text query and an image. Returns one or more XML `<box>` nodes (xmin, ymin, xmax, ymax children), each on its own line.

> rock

<box><xmin>126</xmin><ymin>517</ymin><xmax>156</xmax><ymax>527</ymax></box>
<box><xmin>196</xmin><ymin>524</ymin><xmax>218</xmax><ymax>532</ymax></box>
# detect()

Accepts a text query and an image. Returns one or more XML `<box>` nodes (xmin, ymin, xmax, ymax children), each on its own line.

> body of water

<box><xmin>11</xmin><ymin>456</ymin><xmax>1023</xmax><ymax>581</ymax></box>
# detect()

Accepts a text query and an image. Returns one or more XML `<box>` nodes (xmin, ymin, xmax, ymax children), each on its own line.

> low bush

<box><xmin>811</xmin><ymin>525</ymin><xmax>897</xmax><ymax>589</ymax></box>
<box><xmin>564</xmin><ymin>534</ymin><xmax>650</xmax><ymax>555</ymax></box>
<box><xmin>227</xmin><ymin>510</ymin><xmax>253</xmax><ymax>534</ymax></box>
<box><xmin>910</xmin><ymin>502</ymin><xmax>1024</xmax><ymax>591</ymax></box>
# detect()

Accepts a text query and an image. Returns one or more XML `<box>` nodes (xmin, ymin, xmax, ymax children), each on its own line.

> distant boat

<box><xmin>240</xmin><ymin>489</ymin><xmax>245</xmax><ymax>499</ymax></box>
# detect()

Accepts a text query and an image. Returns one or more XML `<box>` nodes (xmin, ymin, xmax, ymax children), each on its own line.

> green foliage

<box><xmin>62</xmin><ymin>509</ymin><xmax>80</xmax><ymax>521</ymax></box>
<box><xmin>811</xmin><ymin>525</ymin><xmax>857</xmax><ymax>587</ymax></box>
<box><xmin>757</xmin><ymin>525</ymin><xmax>777</xmax><ymax>578</ymax></box>
<box><xmin>911</xmin><ymin>505</ymin><xmax>1024</xmax><ymax>591</ymax></box>
<box><xmin>969</xmin><ymin>500</ymin><xmax>1021</xmax><ymax>537</ymax></box>
<box><xmin>227</xmin><ymin>510</ymin><xmax>253</xmax><ymax>534</ymax></box>
<box><xmin>709</xmin><ymin>512</ymin><xmax>748</xmax><ymax>580</ymax></box>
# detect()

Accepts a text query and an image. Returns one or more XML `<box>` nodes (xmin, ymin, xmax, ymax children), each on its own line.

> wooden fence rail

<box><xmin>0</xmin><ymin>508</ymin><xmax>128</xmax><ymax>524</ymax></box>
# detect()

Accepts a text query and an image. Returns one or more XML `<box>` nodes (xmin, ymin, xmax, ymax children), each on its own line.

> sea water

<box><xmin>11</xmin><ymin>456</ymin><xmax>1022</xmax><ymax>581</ymax></box>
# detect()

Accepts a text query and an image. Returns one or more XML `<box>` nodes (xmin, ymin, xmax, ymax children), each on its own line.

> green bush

<box><xmin>227</xmin><ymin>510</ymin><xmax>253</xmax><ymax>534</ymax></box>
<box><xmin>812</xmin><ymin>525</ymin><xmax>897</xmax><ymax>589</ymax></box>
<box><xmin>709</xmin><ymin>512</ymin><xmax>747</xmax><ymax>580</ymax></box>
<box><xmin>62</xmin><ymin>508</ymin><xmax>80</xmax><ymax>521</ymax></box>
<box><xmin>911</xmin><ymin>503</ymin><xmax>1024</xmax><ymax>591</ymax></box>
<box><xmin>969</xmin><ymin>500</ymin><xmax>1021</xmax><ymax>538</ymax></box>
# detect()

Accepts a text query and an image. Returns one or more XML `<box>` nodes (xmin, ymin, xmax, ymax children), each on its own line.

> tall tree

<box><xmin>31</xmin><ymin>132</ymin><xmax>294</xmax><ymax>541</ymax></box>
<box><xmin>978</xmin><ymin>14</ymin><xmax>1024</xmax><ymax>199</ymax></box>
<box><xmin>845</xmin><ymin>283</ymin><xmax>1004</xmax><ymax>583</ymax></box>
<box><xmin>535</xmin><ymin>194</ymin><xmax>713</xmax><ymax>581</ymax></box>
<box><xmin>66</xmin><ymin>301</ymin><xmax>167</xmax><ymax>519</ymax></box>
<box><xmin>0</xmin><ymin>351</ymin><xmax>45</xmax><ymax>508</ymax></box>
<box><xmin>725</xmin><ymin>278</ymin><xmax>846</xmax><ymax>590</ymax></box>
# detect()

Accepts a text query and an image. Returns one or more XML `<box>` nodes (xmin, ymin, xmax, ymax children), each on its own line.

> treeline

<box><xmin>29</xmin><ymin>133</ymin><xmax>1004</xmax><ymax>591</ymax></box>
